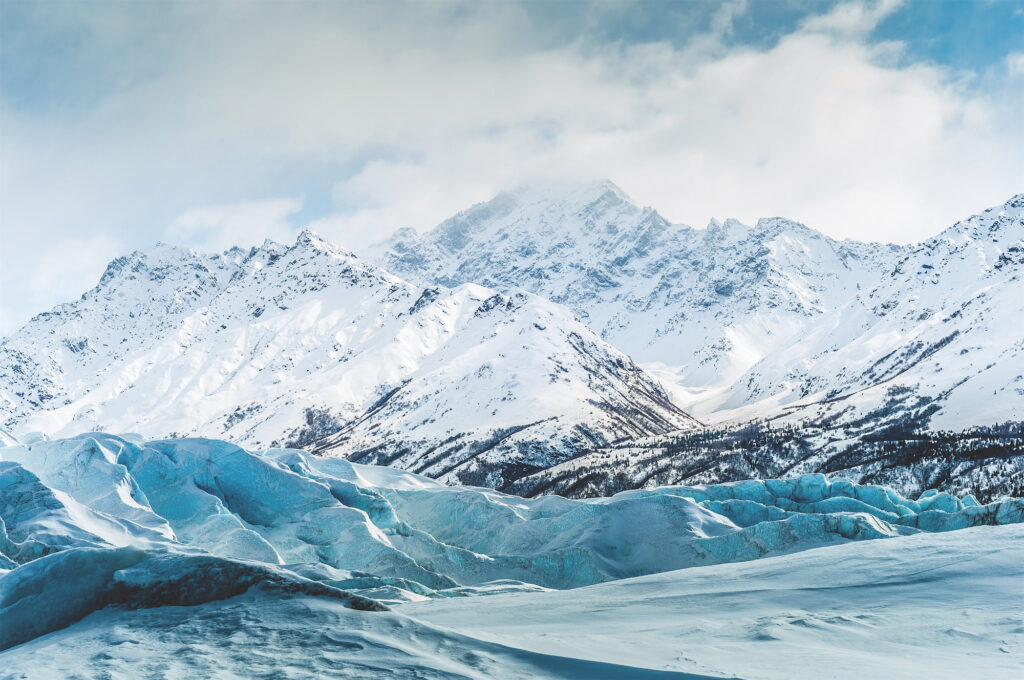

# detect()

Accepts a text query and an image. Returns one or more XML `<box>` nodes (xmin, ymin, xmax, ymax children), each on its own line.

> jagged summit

<box><xmin>931</xmin><ymin>191</ymin><xmax>1024</xmax><ymax>247</ymax></box>
<box><xmin>293</xmin><ymin>227</ymin><xmax>356</xmax><ymax>257</ymax></box>
<box><xmin>716</xmin><ymin>191</ymin><xmax>1024</xmax><ymax>431</ymax></box>
<box><xmin>752</xmin><ymin>215</ymin><xmax>819</xmax><ymax>237</ymax></box>
<box><xmin>503</xmin><ymin>177</ymin><xmax>635</xmax><ymax>205</ymax></box>
<box><xmin>369</xmin><ymin>182</ymin><xmax>908</xmax><ymax>401</ymax></box>
<box><xmin>418</xmin><ymin>178</ymin><xmax>659</xmax><ymax>258</ymax></box>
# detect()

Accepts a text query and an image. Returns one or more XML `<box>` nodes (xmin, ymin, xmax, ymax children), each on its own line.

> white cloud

<box><xmin>801</xmin><ymin>0</ymin><xmax>904</xmax><ymax>38</ymax></box>
<box><xmin>1007</xmin><ymin>52</ymin><xmax>1024</xmax><ymax>77</ymax></box>
<box><xmin>0</xmin><ymin>234</ymin><xmax>123</xmax><ymax>335</ymax></box>
<box><xmin>2</xmin><ymin>0</ymin><xmax>1022</xmax><ymax>333</ymax></box>
<box><xmin>166</xmin><ymin>198</ymin><xmax>302</xmax><ymax>251</ymax></box>
<box><xmin>302</xmin><ymin>4</ymin><xmax>1022</xmax><ymax>248</ymax></box>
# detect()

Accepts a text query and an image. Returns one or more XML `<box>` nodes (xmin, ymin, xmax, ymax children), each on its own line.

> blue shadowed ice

<box><xmin>2</xmin><ymin>433</ymin><xmax>1022</xmax><ymax>652</ymax></box>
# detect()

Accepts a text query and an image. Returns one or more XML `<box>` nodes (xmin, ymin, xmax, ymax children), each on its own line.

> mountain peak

<box><xmin>753</xmin><ymin>216</ymin><xmax>817</xmax><ymax>238</ymax></box>
<box><xmin>292</xmin><ymin>228</ymin><xmax>359</xmax><ymax>260</ymax></box>
<box><xmin>506</xmin><ymin>178</ymin><xmax>635</xmax><ymax>210</ymax></box>
<box><xmin>932</xmin><ymin>192</ymin><xmax>1024</xmax><ymax>246</ymax></box>
<box><xmin>96</xmin><ymin>242</ymin><xmax>202</xmax><ymax>287</ymax></box>
<box><xmin>294</xmin><ymin>227</ymin><xmax>330</xmax><ymax>249</ymax></box>
<box><xmin>997</xmin><ymin>193</ymin><xmax>1024</xmax><ymax>213</ymax></box>
<box><xmin>705</xmin><ymin>218</ymin><xmax>750</xmax><ymax>240</ymax></box>
<box><xmin>369</xmin><ymin>181</ymin><xmax>910</xmax><ymax>392</ymax></box>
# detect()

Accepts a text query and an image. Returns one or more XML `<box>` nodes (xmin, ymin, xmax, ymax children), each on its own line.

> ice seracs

<box><xmin>2</xmin><ymin>433</ymin><xmax>1022</xmax><ymax>676</ymax></box>
<box><xmin>3</xmin><ymin>434</ymin><xmax>1021</xmax><ymax>593</ymax></box>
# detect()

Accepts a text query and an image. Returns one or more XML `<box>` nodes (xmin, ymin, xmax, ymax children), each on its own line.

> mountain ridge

<box><xmin>368</xmin><ymin>180</ymin><xmax>909</xmax><ymax>412</ymax></box>
<box><xmin>0</xmin><ymin>229</ymin><xmax>697</xmax><ymax>488</ymax></box>
<box><xmin>2</xmin><ymin>183</ymin><xmax>1021</xmax><ymax>497</ymax></box>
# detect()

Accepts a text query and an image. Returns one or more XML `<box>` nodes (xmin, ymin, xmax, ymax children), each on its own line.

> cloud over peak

<box><xmin>1</xmin><ymin>0</ymin><xmax>1022</xmax><ymax>333</ymax></box>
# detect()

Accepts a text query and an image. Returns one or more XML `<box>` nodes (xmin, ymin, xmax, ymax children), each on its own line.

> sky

<box><xmin>1</xmin><ymin>0</ymin><xmax>1023</xmax><ymax>334</ymax></box>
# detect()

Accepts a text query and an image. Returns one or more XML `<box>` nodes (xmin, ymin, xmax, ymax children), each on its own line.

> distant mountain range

<box><xmin>0</xmin><ymin>229</ymin><xmax>693</xmax><ymax>488</ymax></box>
<box><xmin>370</xmin><ymin>180</ymin><xmax>907</xmax><ymax>416</ymax></box>
<box><xmin>373</xmin><ymin>183</ymin><xmax>1023</xmax><ymax>431</ymax></box>
<box><xmin>2</xmin><ymin>182</ymin><xmax>1021</xmax><ymax>496</ymax></box>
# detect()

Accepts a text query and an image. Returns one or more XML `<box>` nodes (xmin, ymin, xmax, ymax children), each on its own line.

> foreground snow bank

<box><xmin>404</xmin><ymin>523</ymin><xmax>1024</xmax><ymax>679</ymax></box>
<box><xmin>0</xmin><ymin>546</ymin><xmax>384</xmax><ymax>649</ymax></box>
<box><xmin>4</xmin><ymin>525</ymin><xmax>1021</xmax><ymax>678</ymax></box>
<box><xmin>2</xmin><ymin>587</ymin><xmax>722</xmax><ymax>680</ymax></box>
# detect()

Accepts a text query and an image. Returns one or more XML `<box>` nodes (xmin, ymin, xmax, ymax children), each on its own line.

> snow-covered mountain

<box><xmin>1</xmin><ymin>183</ymin><xmax>1020</xmax><ymax>497</ymax></box>
<box><xmin>0</xmin><ymin>231</ymin><xmax>695</xmax><ymax>488</ymax></box>
<box><xmin>364</xmin><ymin>185</ymin><xmax>1023</xmax><ymax>499</ymax></box>
<box><xmin>490</xmin><ymin>195</ymin><xmax>1024</xmax><ymax>501</ymax></box>
<box><xmin>716</xmin><ymin>193</ymin><xmax>1024</xmax><ymax>430</ymax></box>
<box><xmin>370</xmin><ymin>180</ymin><xmax>906</xmax><ymax>412</ymax></box>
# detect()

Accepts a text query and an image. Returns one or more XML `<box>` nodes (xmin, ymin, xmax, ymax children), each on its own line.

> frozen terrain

<box><xmin>373</xmin><ymin>184</ymin><xmax>1024</xmax><ymax>498</ymax></box>
<box><xmin>717</xmin><ymin>193</ymin><xmax>1024</xmax><ymax>430</ymax></box>
<box><xmin>2</xmin><ymin>434</ymin><xmax>1022</xmax><ymax>677</ymax></box>
<box><xmin>507</xmin><ymin>194</ymin><xmax>1024</xmax><ymax>501</ymax></box>
<box><xmin>373</xmin><ymin>183</ymin><xmax>1023</xmax><ymax>432</ymax></box>
<box><xmin>405</xmin><ymin>524</ymin><xmax>1024</xmax><ymax>680</ymax></box>
<box><xmin>6</xmin><ymin>526</ymin><xmax>1022</xmax><ymax>679</ymax></box>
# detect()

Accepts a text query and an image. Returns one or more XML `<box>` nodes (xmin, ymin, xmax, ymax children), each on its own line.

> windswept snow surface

<box><xmin>3</xmin><ymin>586</ymin><xmax>721</xmax><ymax>680</ymax></box>
<box><xmin>405</xmin><ymin>524</ymin><xmax>1024</xmax><ymax>680</ymax></box>
<box><xmin>2</xmin><ymin>434</ymin><xmax>1023</xmax><ymax>676</ymax></box>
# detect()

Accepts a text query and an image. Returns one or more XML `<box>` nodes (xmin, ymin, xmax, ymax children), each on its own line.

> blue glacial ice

<box><xmin>1</xmin><ymin>433</ymin><xmax>1022</xmax><ymax>653</ymax></box>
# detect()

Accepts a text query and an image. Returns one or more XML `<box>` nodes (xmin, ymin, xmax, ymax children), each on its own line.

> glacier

<box><xmin>2</xmin><ymin>433</ymin><xmax>1023</xmax><ymax>676</ymax></box>
<box><xmin>0</xmin><ymin>184</ymin><xmax>1021</xmax><ymax>676</ymax></box>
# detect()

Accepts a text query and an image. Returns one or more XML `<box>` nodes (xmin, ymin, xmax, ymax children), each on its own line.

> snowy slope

<box><xmin>2</xmin><ymin>185</ymin><xmax>1019</xmax><ymax>494</ymax></box>
<box><xmin>368</xmin><ymin>185</ymin><xmax>1023</xmax><ymax>497</ymax></box>
<box><xmin>717</xmin><ymin>193</ymin><xmax>1024</xmax><ymax>429</ymax></box>
<box><xmin>406</xmin><ymin>523</ymin><xmax>1024</xmax><ymax>680</ymax></box>
<box><xmin>3</xmin><ymin>586</ymin><xmax>717</xmax><ymax>680</ymax></box>
<box><xmin>370</xmin><ymin>180</ymin><xmax>905</xmax><ymax>411</ymax></box>
<box><xmin>372</xmin><ymin>182</ymin><xmax>1023</xmax><ymax>431</ymax></box>
<box><xmin>0</xmin><ymin>231</ymin><xmax>695</xmax><ymax>487</ymax></box>
<box><xmin>2</xmin><ymin>434</ymin><xmax>1022</xmax><ymax>677</ymax></box>
<box><xmin>9</xmin><ymin>527</ymin><xmax>1023</xmax><ymax>679</ymax></box>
